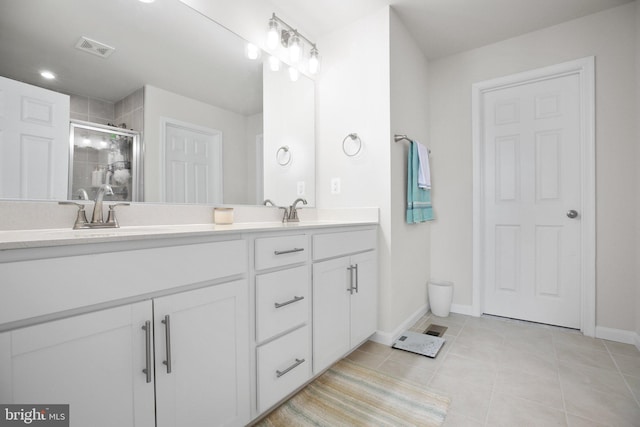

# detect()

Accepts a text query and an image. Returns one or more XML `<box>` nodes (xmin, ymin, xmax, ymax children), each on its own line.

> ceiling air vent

<box><xmin>75</xmin><ymin>36</ymin><xmax>115</xmax><ymax>58</ymax></box>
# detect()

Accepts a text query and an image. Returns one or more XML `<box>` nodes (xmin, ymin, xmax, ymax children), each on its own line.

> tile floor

<box><xmin>348</xmin><ymin>313</ymin><xmax>640</xmax><ymax>427</ymax></box>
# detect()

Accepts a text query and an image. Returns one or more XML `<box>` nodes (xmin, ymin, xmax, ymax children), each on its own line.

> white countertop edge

<box><xmin>0</xmin><ymin>220</ymin><xmax>379</xmax><ymax>250</ymax></box>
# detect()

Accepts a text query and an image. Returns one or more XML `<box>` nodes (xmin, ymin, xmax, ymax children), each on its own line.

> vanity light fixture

<box><xmin>267</xmin><ymin>17</ymin><xmax>280</xmax><ymax>50</ymax></box>
<box><xmin>308</xmin><ymin>47</ymin><xmax>319</xmax><ymax>74</ymax></box>
<box><xmin>266</xmin><ymin>13</ymin><xmax>320</xmax><ymax>75</ymax></box>
<box><xmin>40</xmin><ymin>70</ymin><xmax>56</xmax><ymax>80</ymax></box>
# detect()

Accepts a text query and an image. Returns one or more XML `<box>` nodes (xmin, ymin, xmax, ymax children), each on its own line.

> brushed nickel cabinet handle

<box><xmin>276</xmin><ymin>358</ymin><xmax>305</xmax><ymax>378</ymax></box>
<box><xmin>274</xmin><ymin>296</ymin><xmax>305</xmax><ymax>309</ymax></box>
<box><xmin>142</xmin><ymin>321</ymin><xmax>152</xmax><ymax>383</ymax></box>
<box><xmin>354</xmin><ymin>264</ymin><xmax>359</xmax><ymax>294</ymax></box>
<box><xmin>274</xmin><ymin>248</ymin><xmax>305</xmax><ymax>255</ymax></box>
<box><xmin>161</xmin><ymin>315</ymin><xmax>172</xmax><ymax>374</ymax></box>
<box><xmin>347</xmin><ymin>265</ymin><xmax>355</xmax><ymax>294</ymax></box>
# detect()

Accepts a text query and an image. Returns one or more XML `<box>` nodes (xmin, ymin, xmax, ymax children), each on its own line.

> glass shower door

<box><xmin>69</xmin><ymin>121</ymin><xmax>141</xmax><ymax>201</ymax></box>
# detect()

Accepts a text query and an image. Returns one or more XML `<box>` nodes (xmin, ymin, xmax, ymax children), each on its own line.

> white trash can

<box><xmin>428</xmin><ymin>280</ymin><xmax>453</xmax><ymax>317</ymax></box>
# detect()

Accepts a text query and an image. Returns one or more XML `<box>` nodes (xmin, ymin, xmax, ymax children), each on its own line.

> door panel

<box><xmin>154</xmin><ymin>281</ymin><xmax>249</xmax><ymax>427</ymax></box>
<box><xmin>482</xmin><ymin>73</ymin><xmax>581</xmax><ymax>328</ymax></box>
<box><xmin>0</xmin><ymin>76</ymin><xmax>69</xmax><ymax>199</ymax></box>
<box><xmin>0</xmin><ymin>302</ymin><xmax>155</xmax><ymax>427</ymax></box>
<box><xmin>164</xmin><ymin>123</ymin><xmax>222</xmax><ymax>204</ymax></box>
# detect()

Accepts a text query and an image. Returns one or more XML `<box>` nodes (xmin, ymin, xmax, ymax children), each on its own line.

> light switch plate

<box><xmin>297</xmin><ymin>181</ymin><xmax>305</xmax><ymax>196</ymax></box>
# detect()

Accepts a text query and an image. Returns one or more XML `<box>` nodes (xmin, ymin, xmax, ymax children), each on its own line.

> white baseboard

<box><xmin>595</xmin><ymin>326</ymin><xmax>637</xmax><ymax>345</ymax></box>
<box><xmin>370</xmin><ymin>303</ymin><xmax>429</xmax><ymax>346</ymax></box>
<box><xmin>450</xmin><ymin>303</ymin><xmax>476</xmax><ymax>316</ymax></box>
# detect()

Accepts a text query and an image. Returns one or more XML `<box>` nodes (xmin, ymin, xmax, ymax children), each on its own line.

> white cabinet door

<box><xmin>154</xmin><ymin>280</ymin><xmax>250</xmax><ymax>427</ymax></box>
<box><xmin>312</xmin><ymin>251</ymin><xmax>378</xmax><ymax>374</ymax></box>
<box><xmin>312</xmin><ymin>257</ymin><xmax>351</xmax><ymax>374</ymax></box>
<box><xmin>0</xmin><ymin>76</ymin><xmax>70</xmax><ymax>200</ymax></box>
<box><xmin>350</xmin><ymin>251</ymin><xmax>378</xmax><ymax>346</ymax></box>
<box><xmin>0</xmin><ymin>302</ymin><xmax>155</xmax><ymax>427</ymax></box>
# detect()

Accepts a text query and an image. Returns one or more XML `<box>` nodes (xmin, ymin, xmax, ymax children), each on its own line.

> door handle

<box><xmin>566</xmin><ymin>210</ymin><xmax>579</xmax><ymax>219</ymax></box>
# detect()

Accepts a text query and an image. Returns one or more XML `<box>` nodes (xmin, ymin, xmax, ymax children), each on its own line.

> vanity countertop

<box><xmin>0</xmin><ymin>220</ymin><xmax>378</xmax><ymax>250</ymax></box>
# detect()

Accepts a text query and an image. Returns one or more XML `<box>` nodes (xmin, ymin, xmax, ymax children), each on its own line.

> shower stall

<box><xmin>68</xmin><ymin>120</ymin><xmax>142</xmax><ymax>201</ymax></box>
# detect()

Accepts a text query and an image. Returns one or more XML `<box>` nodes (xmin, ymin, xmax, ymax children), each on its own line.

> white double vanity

<box><xmin>0</xmin><ymin>207</ymin><xmax>378</xmax><ymax>427</ymax></box>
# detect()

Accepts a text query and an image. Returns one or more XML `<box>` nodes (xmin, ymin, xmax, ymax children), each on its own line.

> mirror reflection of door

<box><xmin>163</xmin><ymin>120</ymin><xmax>223</xmax><ymax>204</ymax></box>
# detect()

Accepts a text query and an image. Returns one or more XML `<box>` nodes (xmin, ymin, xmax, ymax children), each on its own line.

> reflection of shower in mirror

<box><xmin>69</xmin><ymin>121</ymin><xmax>142</xmax><ymax>202</ymax></box>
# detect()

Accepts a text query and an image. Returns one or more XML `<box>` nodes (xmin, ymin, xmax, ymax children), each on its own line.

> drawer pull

<box><xmin>276</xmin><ymin>358</ymin><xmax>306</xmax><ymax>378</ymax></box>
<box><xmin>274</xmin><ymin>295</ymin><xmax>305</xmax><ymax>309</ymax></box>
<box><xmin>142</xmin><ymin>321</ymin><xmax>152</xmax><ymax>383</ymax></box>
<box><xmin>274</xmin><ymin>248</ymin><xmax>305</xmax><ymax>255</ymax></box>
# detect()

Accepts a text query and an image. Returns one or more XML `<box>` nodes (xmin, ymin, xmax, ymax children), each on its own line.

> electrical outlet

<box><xmin>297</xmin><ymin>181</ymin><xmax>305</xmax><ymax>196</ymax></box>
<box><xmin>331</xmin><ymin>178</ymin><xmax>341</xmax><ymax>194</ymax></box>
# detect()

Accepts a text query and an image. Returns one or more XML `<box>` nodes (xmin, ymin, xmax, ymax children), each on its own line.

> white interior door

<box><xmin>164</xmin><ymin>121</ymin><xmax>222</xmax><ymax>204</ymax></box>
<box><xmin>0</xmin><ymin>76</ymin><xmax>70</xmax><ymax>200</ymax></box>
<box><xmin>481</xmin><ymin>73</ymin><xmax>582</xmax><ymax>329</ymax></box>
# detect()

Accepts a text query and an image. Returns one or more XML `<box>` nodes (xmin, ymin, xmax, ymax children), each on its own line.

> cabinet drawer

<box><xmin>0</xmin><ymin>239</ymin><xmax>247</xmax><ymax>326</ymax></box>
<box><xmin>257</xmin><ymin>325</ymin><xmax>311</xmax><ymax>413</ymax></box>
<box><xmin>256</xmin><ymin>265</ymin><xmax>309</xmax><ymax>343</ymax></box>
<box><xmin>313</xmin><ymin>229</ymin><xmax>376</xmax><ymax>261</ymax></box>
<box><xmin>255</xmin><ymin>234</ymin><xmax>308</xmax><ymax>270</ymax></box>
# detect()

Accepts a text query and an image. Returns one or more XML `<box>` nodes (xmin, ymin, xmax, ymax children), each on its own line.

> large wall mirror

<box><xmin>0</xmin><ymin>0</ymin><xmax>315</xmax><ymax>207</ymax></box>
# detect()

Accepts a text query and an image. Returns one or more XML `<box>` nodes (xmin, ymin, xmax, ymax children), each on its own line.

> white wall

<box><xmin>245</xmin><ymin>112</ymin><xmax>264</xmax><ymax>204</ymax></box>
<box><xmin>429</xmin><ymin>3</ymin><xmax>638</xmax><ymax>331</ymax></box>
<box><xmin>263</xmin><ymin>64</ymin><xmax>315</xmax><ymax>207</ymax></box>
<box><xmin>388</xmin><ymin>9</ymin><xmax>431</xmax><ymax>331</ymax></box>
<box><xmin>316</xmin><ymin>8</ymin><xmax>394</xmax><ymax>331</ymax></box>
<box><xmin>143</xmin><ymin>85</ymin><xmax>250</xmax><ymax>204</ymax></box>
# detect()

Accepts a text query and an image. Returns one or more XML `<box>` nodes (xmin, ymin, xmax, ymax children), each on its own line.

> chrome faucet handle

<box><xmin>58</xmin><ymin>201</ymin><xmax>89</xmax><ymax>229</ymax></box>
<box><xmin>278</xmin><ymin>206</ymin><xmax>289</xmax><ymax>223</ymax></box>
<box><xmin>263</xmin><ymin>199</ymin><xmax>275</xmax><ymax>206</ymax></box>
<box><xmin>105</xmin><ymin>203</ymin><xmax>130</xmax><ymax>228</ymax></box>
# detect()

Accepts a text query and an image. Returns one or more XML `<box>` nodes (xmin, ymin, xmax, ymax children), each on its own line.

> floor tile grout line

<box><xmin>603</xmin><ymin>342</ymin><xmax>640</xmax><ymax>409</ymax></box>
<box><xmin>553</xmin><ymin>335</ymin><xmax>571</xmax><ymax>427</ymax></box>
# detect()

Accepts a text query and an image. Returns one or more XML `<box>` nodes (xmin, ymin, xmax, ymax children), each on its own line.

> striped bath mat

<box><xmin>256</xmin><ymin>359</ymin><xmax>450</xmax><ymax>426</ymax></box>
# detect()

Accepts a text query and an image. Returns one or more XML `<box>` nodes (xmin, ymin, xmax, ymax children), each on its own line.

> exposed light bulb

<box><xmin>308</xmin><ymin>47</ymin><xmax>319</xmax><ymax>75</ymax></box>
<box><xmin>288</xmin><ymin>33</ymin><xmax>302</xmax><ymax>64</ymax></box>
<box><xmin>40</xmin><ymin>70</ymin><xmax>55</xmax><ymax>80</ymax></box>
<box><xmin>288</xmin><ymin>66</ymin><xmax>299</xmax><ymax>82</ymax></box>
<box><xmin>245</xmin><ymin>43</ymin><xmax>260</xmax><ymax>60</ymax></box>
<box><xmin>267</xmin><ymin>19</ymin><xmax>279</xmax><ymax>50</ymax></box>
<box><xmin>269</xmin><ymin>56</ymin><xmax>280</xmax><ymax>72</ymax></box>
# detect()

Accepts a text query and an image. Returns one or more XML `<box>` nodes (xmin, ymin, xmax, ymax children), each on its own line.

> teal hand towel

<box><xmin>407</xmin><ymin>142</ymin><xmax>433</xmax><ymax>223</ymax></box>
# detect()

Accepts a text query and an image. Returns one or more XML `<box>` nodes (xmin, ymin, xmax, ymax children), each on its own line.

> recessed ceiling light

<box><xmin>138</xmin><ymin>0</ymin><xmax>155</xmax><ymax>3</ymax></box>
<box><xmin>40</xmin><ymin>70</ymin><xmax>56</xmax><ymax>80</ymax></box>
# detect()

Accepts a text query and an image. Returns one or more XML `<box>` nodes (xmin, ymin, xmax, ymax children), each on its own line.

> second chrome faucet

<box><xmin>263</xmin><ymin>198</ymin><xmax>308</xmax><ymax>223</ymax></box>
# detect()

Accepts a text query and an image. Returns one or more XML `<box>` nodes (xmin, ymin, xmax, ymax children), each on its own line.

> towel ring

<box><xmin>276</xmin><ymin>145</ymin><xmax>292</xmax><ymax>166</ymax></box>
<box><xmin>342</xmin><ymin>133</ymin><xmax>362</xmax><ymax>157</ymax></box>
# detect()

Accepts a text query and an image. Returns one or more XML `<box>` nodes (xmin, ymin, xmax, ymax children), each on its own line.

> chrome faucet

<box><xmin>287</xmin><ymin>198</ymin><xmax>307</xmax><ymax>222</ymax></box>
<box><xmin>91</xmin><ymin>184</ymin><xmax>113</xmax><ymax>224</ymax></box>
<box><xmin>59</xmin><ymin>184</ymin><xmax>129</xmax><ymax>229</ymax></box>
